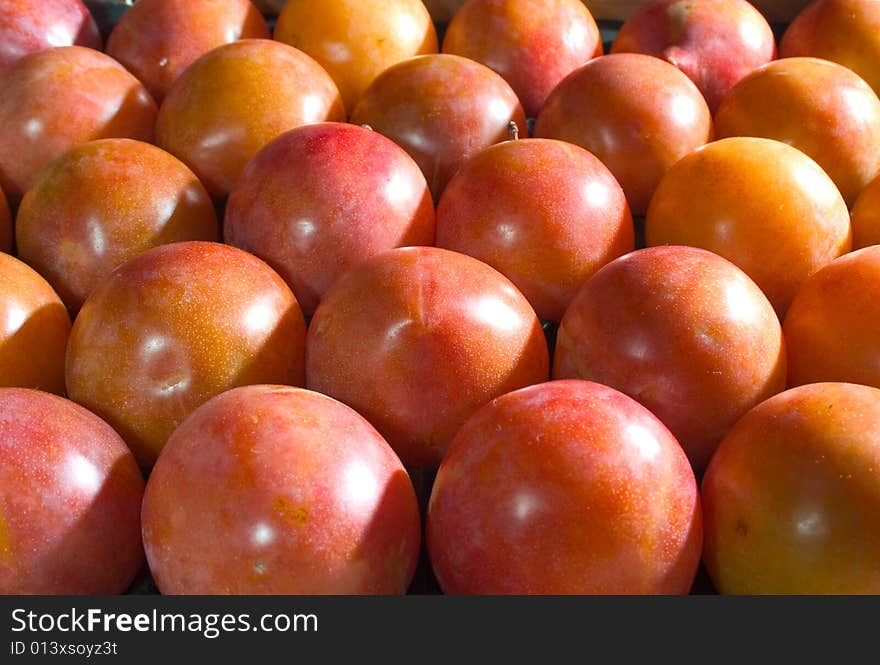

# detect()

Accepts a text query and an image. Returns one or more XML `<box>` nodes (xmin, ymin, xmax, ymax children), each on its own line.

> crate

<box><xmin>84</xmin><ymin>1</ymin><xmax>816</xmax><ymax>35</ymax></box>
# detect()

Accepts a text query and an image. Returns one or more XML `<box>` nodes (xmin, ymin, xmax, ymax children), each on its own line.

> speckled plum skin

<box><xmin>783</xmin><ymin>246</ymin><xmax>880</xmax><ymax>389</ymax></box>
<box><xmin>0</xmin><ymin>187</ymin><xmax>10</xmax><ymax>253</ymax></box>
<box><xmin>16</xmin><ymin>139</ymin><xmax>219</xmax><ymax>312</ymax></box>
<box><xmin>156</xmin><ymin>39</ymin><xmax>345</xmax><ymax>198</ymax></box>
<box><xmin>0</xmin><ymin>388</ymin><xmax>145</xmax><ymax>595</ymax></box>
<box><xmin>533</xmin><ymin>53</ymin><xmax>712</xmax><ymax>216</ymax></box>
<box><xmin>441</xmin><ymin>0</ymin><xmax>602</xmax><ymax>118</ymax></box>
<box><xmin>0</xmin><ymin>253</ymin><xmax>71</xmax><ymax>395</ymax></box>
<box><xmin>106</xmin><ymin>0</ymin><xmax>269</xmax><ymax>103</ymax></box>
<box><xmin>553</xmin><ymin>246</ymin><xmax>786</xmax><ymax>472</ymax></box>
<box><xmin>715</xmin><ymin>57</ymin><xmax>880</xmax><ymax>207</ymax></box>
<box><xmin>224</xmin><ymin>122</ymin><xmax>435</xmax><ymax>317</ymax></box>
<box><xmin>781</xmin><ymin>0</ymin><xmax>880</xmax><ymax>100</ymax></box>
<box><xmin>306</xmin><ymin>246</ymin><xmax>549</xmax><ymax>469</ymax></box>
<box><xmin>65</xmin><ymin>241</ymin><xmax>307</xmax><ymax>468</ymax></box>
<box><xmin>436</xmin><ymin>137</ymin><xmax>633</xmax><ymax>322</ymax></box>
<box><xmin>645</xmin><ymin>137</ymin><xmax>852</xmax><ymax>316</ymax></box>
<box><xmin>0</xmin><ymin>0</ymin><xmax>101</xmax><ymax>73</ymax></box>
<box><xmin>426</xmin><ymin>380</ymin><xmax>703</xmax><ymax>595</ymax></box>
<box><xmin>702</xmin><ymin>382</ymin><xmax>880</xmax><ymax>594</ymax></box>
<box><xmin>350</xmin><ymin>54</ymin><xmax>527</xmax><ymax>201</ymax></box>
<box><xmin>611</xmin><ymin>0</ymin><xmax>776</xmax><ymax>112</ymax></box>
<box><xmin>142</xmin><ymin>385</ymin><xmax>421</xmax><ymax>595</ymax></box>
<box><xmin>274</xmin><ymin>0</ymin><xmax>438</xmax><ymax>116</ymax></box>
<box><xmin>851</xmin><ymin>174</ymin><xmax>880</xmax><ymax>249</ymax></box>
<box><xmin>0</xmin><ymin>46</ymin><xmax>157</xmax><ymax>204</ymax></box>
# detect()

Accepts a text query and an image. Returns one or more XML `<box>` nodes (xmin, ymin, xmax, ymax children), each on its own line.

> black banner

<box><xmin>0</xmin><ymin>595</ymin><xmax>876</xmax><ymax>662</ymax></box>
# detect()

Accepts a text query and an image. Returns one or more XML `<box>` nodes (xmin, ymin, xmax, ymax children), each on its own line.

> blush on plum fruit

<box><xmin>851</xmin><ymin>173</ymin><xmax>880</xmax><ymax>249</ymax></box>
<box><xmin>553</xmin><ymin>246</ymin><xmax>786</xmax><ymax>472</ymax></box>
<box><xmin>142</xmin><ymin>385</ymin><xmax>421</xmax><ymax>594</ymax></box>
<box><xmin>611</xmin><ymin>0</ymin><xmax>776</xmax><ymax>112</ymax></box>
<box><xmin>155</xmin><ymin>39</ymin><xmax>345</xmax><ymax>198</ymax></box>
<box><xmin>0</xmin><ymin>253</ymin><xmax>71</xmax><ymax>394</ymax></box>
<box><xmin>16</xmin><ymin>139</ymin><xmax>219</xmax><ymax>312</ymax></box>
<box><xmin>0</xmin><ymin>46</ymin><xmax>157</xmax><ymax>204</ymax></box>
<box><xmin>436</xmin><ymin>137</ymin><xmax>633</xmax><ymax>322</ymax></box>
<box><xmin>106</xmin><ymin>0</ymin><xmax>269</xmax><ymax>103</ymax></box>
<box><xmin>715</xmin><ymin>57</ymin><xmax>880</xmax><ymax>206</ymax></box>
<box><xmin>0</xmin><ymin>0</ymin><xmax>101</xmax><ymax>73</ymax></box>
<box><xmin>224</xmin><ymin>122</ymin><xmax>435</xmax><ymax>317</ymax></box>
<box><xmin>65</xmin><ymin>241</ymin><xmax>307</xmax><ymax>468</ymax></box>
<box><xmin>274</xmin><ymin>0</ymin><xmax>438</xmax><ymax>115</ymax></box>
<box><xmin>350</xmin><ymin>54</ymin><xmax>527</xmax><ymax>201</ymax></box>
<box><xmin>0</xmin><ymin>388</ymin><xmax>144</xmax><ymax>594</ymax></box>
<box><xmin>306</xmin><ymin>246</ymin><xmax>549</xmax><ymax>469</ymax></box>
<box><xmin>441</xmin><ymin>0</ymin><xmax>603</xmax><ymax>118</ymax></box>
<box><xmin>702</xmin><ymin>382</ymin><xmax>880</xmax><ymax>594</ymax></box>
<box><xmin>426</xmin><ymin>379</ymin><xmax>703</xmax><ymax>594</ymax></box>
<box><xmin>645</xmin><ymin>137</ymin><xmax>852</xmax><ymax>316</ymax></box>
<box><xmin>781</xmin><ymin>0</ymin><xmax>880</xmax><ymax>99</ymax></box>
<box><xmin>533</xmin><ymin>53</ymin><xmax>712</xmax><ymax>216</ymax></box>
<box><xmin>783</xmin><ymin>246</ymin><xmax>880</xmax><ymax>389</ymax></box>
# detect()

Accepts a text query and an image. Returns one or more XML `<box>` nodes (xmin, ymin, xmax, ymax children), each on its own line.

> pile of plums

<box><xmin>2</xmin><ymin>0</ymin><xmax>880</xmax><ymax>596</ymax></box>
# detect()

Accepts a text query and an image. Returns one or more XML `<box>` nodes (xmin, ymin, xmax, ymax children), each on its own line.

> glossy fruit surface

<box><xmin>350</xmin><ymin>54</ymin><xmax>526</xmax><ymax>201</ymax></box>
<box><xmin>783</xmin><ymin>246</ymin><xmax>880</xmax><ymax>388</ymax></box>
<box><xmin>0</xmin><ymin>46</ymin><xmax>157</xmax><ymax>203</ymax></box>
<box><xmin>781</xmin><ymin>0</ymin><xmax>880</xmax><ymax>98</ymax></box>
<box><xmin>715</xmin><ymin>57</ymin><xmax>880</xmax><ymax>206</ymax></box>
<box><xmin>703</xmin><ymin>382</ymin><xmax>880</xmax><ymax>594</ymax></box>
<box><xmin>306</xmin><ymin>246</ymin><xmax>549</xmax><ymax>469</ymax></box>
<box><xmin>427</xmin><ymin>379</ymin><xmax>703</xmax><ymax>594</ymax></box>
<box><xmin>65</xmin><ymin>241</ymin><xmax>307</xmax><ymax>467</ymax></box>
<box><xmin>611</xmin><ymin>0</ymin><xmax>776</xmax><ymax>112</ymax></box>
<box><xmin>645</xmin><ymin>137</ymin><xmax>851</xmax><ymax>315</ymax></box>
<box><xmin>0</xmin><ymin>0</ymin><xmax>101</xmax><ymax>73</ymax></box>
<box><xmin>143</xmin><ymin>385</ymin><xmax>421</xmax><ymax>594</ymax></box>
<box><xmin>441</xmin><ymin>0</ymin><xmax>602</xmax><ymax>117</ymax></box>
<box><xmin>533</xmin><ymin>53</ymin><xmax>712</xmax><ymax>215</ymax></box>
<box><xmin>0</xmin><ymin>387</ymin><xmax>144</xmax><ymax>594</ymax></box>
<box><xmin>224</xmin><ymin>122</ymin><xmax>435</xmax><ymax>317</ymax></box>
<box><xmin>156</xmin><ymin>39</ymin><xmax>345</xmax><ymax>197</ymax></box>
<box><xmin>16</xmin><ymin>139</ymin><xmax>219</xmax><ymax>312</ymax></box>
<box><xmin>106</xmin><ymin>0</ymin><xmax>269</xmax><ymax>103</ymax></box>
<box><xmin>436</xmin><ymin>137</ymin><xmax>633</xmax><ymax>322</ymax></box>
<box><xmin>274</xmin><ymin>0</ymin><xmax>438</xmax><ymax>115</ymax></box>
<box><xmin>553</xmin><ymin>246</ymin><xmax>786</xmax><ymax>472</ymax></box>
<box><xmin>0</xmin><ymin>253</ymin><xmax>71</xmax><ymax>394</ymax></box>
